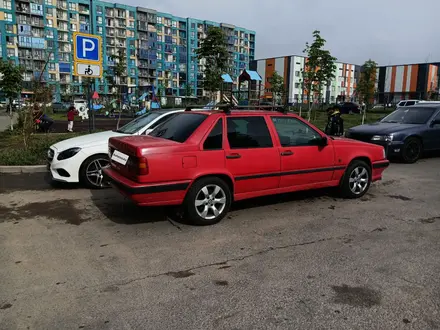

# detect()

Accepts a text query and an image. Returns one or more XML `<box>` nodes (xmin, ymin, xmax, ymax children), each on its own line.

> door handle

<box><xmin>226</xmin><ymin>153</ymin><xmax>241</xmax><ymax>159</ymax></box>
<box><xmin>281</xmin><ymin>150</ymin><xmax>294</xmax><ymax>156</ymax></box>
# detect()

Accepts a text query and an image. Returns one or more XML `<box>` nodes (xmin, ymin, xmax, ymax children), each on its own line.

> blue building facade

<box><xmin>0</xmin><ymin>0</ymin><xmax>256</xmax><ymax>102</ymax></box>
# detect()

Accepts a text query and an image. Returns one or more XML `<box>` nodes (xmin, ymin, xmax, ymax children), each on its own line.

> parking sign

<box><xmin>73</xmin><ymin>32</ymin><xmax>102</xmax><ymax>63</ymax></box>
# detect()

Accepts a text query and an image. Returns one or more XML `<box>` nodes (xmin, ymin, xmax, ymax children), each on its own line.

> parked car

<box><xmin>104</xmin><ymin>109</ymin><xmax>389</xmax><ymax>225</ymax></box>
<box><xmin>47</xmin><ymin>109</ymin><xmax>192</xmax><ymax>188</ymax></box>
<box><xmin>396</xmin><ymin>100</ymin><xmax>421</xmax><ymax>109</ymax></box>
<box><xmin>336</xmin><ymin>102</ymin><xmax>360</xmax><ymax>114</ymax></box>
<box><xmin>345</xmin><ymin>103</ymin><xmax>440</xmax><ymax>163</ymax></box>
<box><xmin>52</xmin><ymin>102</ymin><xmax>68</xmax><ymax>113</ymax></box>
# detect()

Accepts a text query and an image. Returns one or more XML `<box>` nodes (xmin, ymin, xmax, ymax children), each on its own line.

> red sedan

<box><xmin>104</xmin><ymin>109</ymin><xmax>389</xmax><ymax>225</ymax></box>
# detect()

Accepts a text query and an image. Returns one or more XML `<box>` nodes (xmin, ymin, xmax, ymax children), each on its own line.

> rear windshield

<box><xmin>149</xmin><ymin>113</ymin><xmax>207</xmax><ymax>143</ymax></box>
<box><xmin>381</xmin><ymin>107</ymin><xmax>436</xmax><ymax>124</ymax></box>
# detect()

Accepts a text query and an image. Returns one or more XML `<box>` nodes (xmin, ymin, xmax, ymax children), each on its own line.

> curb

<box><xmin>0</xmin><ymin>165</ymin><xmax>46</xmax><ymax>174</ymax></box>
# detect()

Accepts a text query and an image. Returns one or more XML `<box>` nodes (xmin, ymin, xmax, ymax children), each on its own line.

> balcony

<box><xmin>105</xmin><ymin>10</ymin><xmax>114</xmax><ymax>17</ymax></box>
<box><xmin>16</xmin><ymin>5</ymin><xmax>30</xmax><ymax>14</ymax></box>
<box><xmin>56</xmin><ymin>14</ymin><xmax>68</xmax><ymax>20</ymax></box>
<box><xmin>30</xmin><ymin>19</ymin><xmax>44</xmax><ymax>27</ymax></box>
<box><xmin>56</xmin><ymin>1</ymin><xmax>68</xmax><ymax>10</ymax></box>
<box><xmin>78</xmin><ymin>6</ymin><xmax>89</xmax><ymax>14</ymax></box>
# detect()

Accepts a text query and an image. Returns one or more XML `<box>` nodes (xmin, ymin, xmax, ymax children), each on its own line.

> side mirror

<box><xmin>311</xmin><ymin>136</ymin><xmax>328</xmax><ymax>147</ymax></box>
<box><xmin>430</xmin><ymin>119</ymin><xmax>440</xmax><ymax>127</ymax></box>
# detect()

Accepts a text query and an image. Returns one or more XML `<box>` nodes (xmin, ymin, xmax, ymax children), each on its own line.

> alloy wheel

<box><xmin>86</xmin><ymin>158</ymin><xmax>109</xmax><ymax>188</ymax></box>
<box><xmin>349</xmin><ymin>166</ymin><xmax>369</xmax><ymax>195</ymax></box>
<box><xmin>194</xmin><ymin>184</ymin><xmax>227</xmax><ymax>220</ymax></box>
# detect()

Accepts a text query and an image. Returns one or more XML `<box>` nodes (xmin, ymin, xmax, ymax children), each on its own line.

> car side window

<box><xmin>271</xmin><ymin>117</ymin><xmax>322</xmax><ymax>147</ymax></box>
<box><xmin>406</xmin><ymin>101</ymin><xmax>415</xmax><ymax>106</ymax></box>
<box><xmin>432</xmin><ymin>111</ymin><xmax>440</xmax><ymax>127</ymax></box>
<box><xmin>398</xmin><ymin>101</ymin><xmax>406</xmax><ymax>107</ymax></box>
<box><xmin>227</xmin><ymin>116</ymin><xmax>273</xmax><ymax>149</ymax></box>
<box><xmin>144</xmin><ymin>113</ymin><xmax>176</xmax><ymax>134</ymax></box>
<box><xmin>203</xmin><ymin>119</ymin><xmax>223</xmax><ymax>150</ymax></box>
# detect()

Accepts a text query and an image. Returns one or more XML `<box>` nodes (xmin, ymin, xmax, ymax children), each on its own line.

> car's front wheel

<box><xmin>184</xmin><ymin>177</ymin><xmax>232</xmax><ymax>226</ymax></box>
<box><xmin>79</xmin><ymin>154</ymin><xmax>110</xmax><ymax>189</ymax></box>
<box><xmin>401</xmin><ymin>137</ymin><xmax>422</xmax><ymax>164</ymax></box>
<box><xmin>340</xmin><ymin>160</ymin><xmax>371</xmax><ymax>198</ymax></box>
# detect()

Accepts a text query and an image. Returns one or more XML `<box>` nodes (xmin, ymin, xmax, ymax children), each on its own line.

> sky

<box><xmin>128</xmin><ymin>0</ymin><xmax>440</xmax><ymax>66</ymax></box>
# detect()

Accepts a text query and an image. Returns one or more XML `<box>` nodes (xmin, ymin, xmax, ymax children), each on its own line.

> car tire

<box><xmin>401</xmin><ymin>137</ymin><xmax>422</xmax><ymax>164</ymax></box>
<box><xmin>184</xmin><ymin>176</ymin><xmax>232</xmax><ymax>226</ymax></box>
<box><xmin>79</xmin><ymin>154</ymin><xmax>110</xmax><ymax>189</ymax></box>
<box><xmin>339</xmin><ymin>160</ymin><xmax>372</xmax><ymax>199</ymax></box>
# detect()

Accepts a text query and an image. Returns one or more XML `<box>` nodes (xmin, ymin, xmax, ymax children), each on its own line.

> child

<box><xmin>67</xmin><ymin>106</ymin><xmax>76</xmax><ymax>132</ymax></box>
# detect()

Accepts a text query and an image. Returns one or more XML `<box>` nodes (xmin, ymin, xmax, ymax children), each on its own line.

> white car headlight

<box><xmin>371</xmin><ymin>135</ymin><xmax>393</xmax><ymax>142</ymax></box>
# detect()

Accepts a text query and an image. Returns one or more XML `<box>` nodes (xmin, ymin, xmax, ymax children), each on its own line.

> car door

<box><xmin>425</xmin><ymin>110</ymin><xmax>440</xmax><ymax>151</ymax></box>
<box><xmin>269</xmin><ymin>116</ymin><xmax>336</xmax><ymax>188</ymax></box>
<box><xmin>225</xmin><ymin>116</ymin><xmax>280</xmax><ymax>194</ymax></box>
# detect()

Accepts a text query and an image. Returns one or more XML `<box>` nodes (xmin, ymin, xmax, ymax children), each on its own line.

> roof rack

<box><xmin>185</xmin><ymin>103</ymin><xmax>287</xmax><ymax>114</ymax></box>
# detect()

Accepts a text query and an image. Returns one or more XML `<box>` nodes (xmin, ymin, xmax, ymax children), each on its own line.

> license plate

<box><xmin>111</xmin><ymin>150</ymin><xmax>129</xmax><ymax>166</ymax></box>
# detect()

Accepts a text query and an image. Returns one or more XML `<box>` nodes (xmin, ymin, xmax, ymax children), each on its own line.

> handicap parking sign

<box><xmin>73</xmin><ymin>32</ymin><xmax>102</xmax><ymax>63</ymax></box>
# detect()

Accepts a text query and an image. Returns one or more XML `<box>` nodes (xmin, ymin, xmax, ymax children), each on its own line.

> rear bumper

<box><xmin>103</xmin><ymin>167</ymin><xmax>190</xmax><ymax>206</ymax></box>
<box><xmin>371</xmin><ymin>160</ymin><xmax>390</xmax><ymax>182</ymax></box>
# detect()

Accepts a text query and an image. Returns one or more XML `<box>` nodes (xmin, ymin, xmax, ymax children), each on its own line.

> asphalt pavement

<box><xmin>0</xmin><ymin>159</ymin><xmax>439</xmax><ymax>329</ymax></box>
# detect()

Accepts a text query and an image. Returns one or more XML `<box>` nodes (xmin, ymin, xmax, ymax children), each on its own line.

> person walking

<box><xmin>325</xmin><ymin>107</ymin><xmax>344</xmax><ymax>136</ymax></box>
<box><xmin>67</xmin><ymin>106</ymin><xmax>76</xmax><ymax>132</ymax></box>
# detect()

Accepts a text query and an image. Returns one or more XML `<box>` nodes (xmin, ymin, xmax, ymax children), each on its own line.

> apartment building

<box><xmin>0</xmin><ymin>0</ymin><xmax>256</xmax><ymax>102</ymax></box>
<box><xmin>376</xmin><ymin>63</ymin><xmax>440</xmax><ymax>103</ymax></box>
<box><xmin>250</xmin><ymin>55</ymin><xmax>361</xmax><ymax>104</ymax></box>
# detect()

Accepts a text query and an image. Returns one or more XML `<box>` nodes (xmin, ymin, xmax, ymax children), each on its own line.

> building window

<box><xmin>156</xmin><ymin>16</ymin><xmax>162</xmax><ymax>24</ymax></box>
<box><xmin>46</xmin><ymin>30</ymin><xmax>54</xmax><ymax>38</ymax></box>
<box><xmin>69</xmin><ymin>12</ymin><xmax>77</xmax><ymax>19</ymax></box>
<box><xmin>129</xmin><ymin>11</ymin><xmax>134</xmax><ymax>19</ymax></box>
<box><xmin>295</xmin><ymin>71</ymin><xmax>300</xmax><ymax>77</ymax></box>
<box><xmin>295</xmin><ymin>83</ymin><xmax>300</xmax><ymax>88</ymax></box>
<box><xmin>47</xmin><ymin>19</ymin><xmax>53</xmax><ymax>27</ymax></box>
<box><xmin>70</xmin><ymin>23</ymin><xmax>77</xmax><ymax>31</ymax></box>
<box><xmin>5</xmin><ymin>24</ymin><xmax>13</xmax><ymax>33</ymax></box>
<box><xmin>97</xmin><ymin>17</ymin><xmax>102</xmax><ymax>24</ymax></box>
<box><xmin>5</xmin><ymin>13</ymin><xmax>12</xmax><ymax>21</ymax></box>
<box><xmin>45</xmin><ymin>0</ymin><xmax>51</xmax><ymax>5</ymax></box>
<box><xmin>2</xmin><ymin>0</ymin><xmax>12</xmax><ymax>10</ymax></box>
<box><xmin>69</xmin><ymin>2</ymin><xmax>76</xmax><ymax>11</ymax></box>
<box><xmin>97</xmin><ymin>26</ymin><xmax>103</xmax><ymax>34</ymax></box>
<box><xmin>96</xmin><ymin>5</ymin><xmax>103</xmax><ymax>14</ymax></box>
<box><xmin>7</xmin><ymin>49</ymin><xmax>15</xmax><ymax>58</ymax></box>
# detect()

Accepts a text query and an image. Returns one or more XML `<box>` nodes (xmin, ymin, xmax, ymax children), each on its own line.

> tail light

<box><xmin>138</xmin><ymin>157</ymin><xmax>149</xmax><ymax>175</ymax></box>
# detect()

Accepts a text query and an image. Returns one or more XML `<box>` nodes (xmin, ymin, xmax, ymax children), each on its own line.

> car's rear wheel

<box><xmin>184</xmin><ymin>177</ymin><xmax>232</xmax><ymax>226</ymax></box>
<box><xmin>340</xmin><ymin>160</ymin><xmax>371</xmax><ymax>199</ymax></box>
<box><xmin>79</xmin><ymin>155</ymin><xmax>110</xmax><ymax>189</ymax></box>
<box><xmin>401</xmin><ymin>137</ymin><xmax>422</xmax><ymax>164</ymax></box>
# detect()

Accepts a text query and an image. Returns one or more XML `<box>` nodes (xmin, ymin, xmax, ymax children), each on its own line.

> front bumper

<box><xmin>369</xmin><ymin>141</ymin><xmax>404</xmax><ymax>158</ymax></box>
<box><xmin>47</xmin><ymin>147</ymin><xmax>83</xmax><ymax>183</ymax></box>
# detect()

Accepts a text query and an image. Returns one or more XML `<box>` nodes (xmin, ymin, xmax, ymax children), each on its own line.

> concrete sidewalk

<box><xmin>0</xmin><ymin>112</ymin><xmax>17</xmax><ymax>132</ymax></box>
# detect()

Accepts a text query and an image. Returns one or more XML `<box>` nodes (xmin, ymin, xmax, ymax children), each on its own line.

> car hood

<box><xmin>52</xmin><ymin>130</ymin><xmax>128</xmax><ymax>151</ymax></box>
<box><xmin>348</xmin><ymin>122</ymin><xmax>420</xmax><ymax>134</ymax></box>
<box><xmin>331</xmin><ymin>136</ymin><xmax>375</xmax><ymax>147</ymax></box>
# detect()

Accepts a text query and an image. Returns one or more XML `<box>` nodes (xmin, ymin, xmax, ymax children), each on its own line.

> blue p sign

<box><xmin>74</xmin><ymin>33</ymin><xmax>101</xmax><ymax>63</ymax></box>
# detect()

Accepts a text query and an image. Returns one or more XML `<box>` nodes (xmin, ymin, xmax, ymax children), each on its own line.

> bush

<box><xmin>0</xmin><ymin>132</ymin><xmax>82</xmax><ymax>165</ymax></box>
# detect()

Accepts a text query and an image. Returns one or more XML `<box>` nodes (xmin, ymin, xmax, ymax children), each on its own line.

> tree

<box><xmin>270</xmin><ymin>71</ymin><xmax>285</xmax><ymax>106</ymax></box>
<box><xmin>356</xmin><ymin>59</ymin><xmax>378</xmax><ymax>124</ymax></box>
<box><xmin>302</xmin><ymin>30</ymin><xmax>337</xmax><ymax>121</ymax></box>
<box><xmin>0</xmin><ymin>61</ymin><xmax>24</xmax><ymax>131</ymax></box>
<box><xmin>196</xmin><ymin>26</ymin><xmax>230</xmax><ymax>100</ymax></box>
<box><xmin>106</xmin><ymin>49</ymin><xmax>127</xmax><ymax>129</ymax></box>
<box><xmin>185</xmin><ymin>84</ymin><xmax>193</xmax><ymax>105</ymax></box>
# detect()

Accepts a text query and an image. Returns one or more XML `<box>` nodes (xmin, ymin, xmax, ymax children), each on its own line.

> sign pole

<box><xmin>88</xmin><ymin>83</ymin><xmax>92</xmax><ymax>133</ymax></box>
